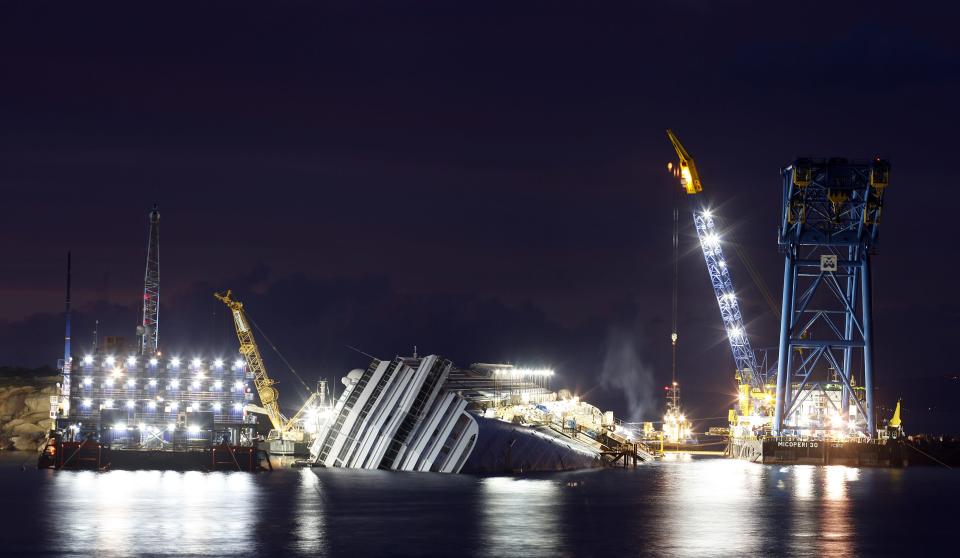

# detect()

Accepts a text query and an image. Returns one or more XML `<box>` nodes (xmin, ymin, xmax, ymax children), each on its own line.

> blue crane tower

<box><xmin>666</xmin><ymin>130</ymin><xmax>764</xmax><ymax>391</ymax></box>
<box><xmin>773</xmin><ymin>157</ymin><xmax>890</xmax><ymax>437</ymax></box>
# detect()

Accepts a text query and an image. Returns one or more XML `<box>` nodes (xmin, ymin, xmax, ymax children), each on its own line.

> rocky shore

<box><xmin>0</xmin><ymin>373</ymin><xmax>57</xmax><ymax>452</ymax></box>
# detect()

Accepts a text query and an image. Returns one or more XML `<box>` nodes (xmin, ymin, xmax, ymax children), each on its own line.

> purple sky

<box><xmin>1</xmin><ymin>1</ymin><xmax>958</xmax><ymax>431</ymax></box>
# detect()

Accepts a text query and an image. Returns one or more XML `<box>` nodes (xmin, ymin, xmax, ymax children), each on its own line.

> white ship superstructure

<box><xmin>310</xmin><ymin>355</ymin><xmax>479</xmax><ymax>473</ymax></box>
<box><xmin>309</xmin><ymin>355</ymin><xmax>655</xmax><ymax>473</ymax></box>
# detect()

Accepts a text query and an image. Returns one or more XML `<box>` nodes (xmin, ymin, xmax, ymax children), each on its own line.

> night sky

<box><xmin>2</xmin><ymin>2</ymin><xmax>958</xmax><ymax>432</ymax></box>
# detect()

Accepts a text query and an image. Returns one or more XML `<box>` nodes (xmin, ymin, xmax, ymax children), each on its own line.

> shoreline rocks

<box><xmin>0</xmin><ymin>381</ymin><xmax>58</xmax><ymax>452</ymax></box>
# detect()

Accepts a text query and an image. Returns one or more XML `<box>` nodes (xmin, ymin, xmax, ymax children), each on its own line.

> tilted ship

<box><xmin>309</xmin><ymin>356</ymin><xmax>641</xmax><ymax>473</ymax></box>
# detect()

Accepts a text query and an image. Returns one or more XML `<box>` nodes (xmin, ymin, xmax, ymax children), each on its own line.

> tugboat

<box><xmin>661</xmin><ymin>382</ymin><xmax>697</xmax><ymax>451</ymax></box>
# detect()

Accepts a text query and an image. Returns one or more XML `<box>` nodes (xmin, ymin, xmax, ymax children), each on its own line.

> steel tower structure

<box><xmin>53</xmin><ymin>251</ymin><xmax>73</xmax><ymax>420</ymax></box>
<box><xmin>138</xmin><ymin>205</ymin><xmax>160</xmax><ymax>356</ymax></box>
<box><xmin>773</xmin><ymin>158</ymin><xmax>889</xmax><ymax>437</ymax></box>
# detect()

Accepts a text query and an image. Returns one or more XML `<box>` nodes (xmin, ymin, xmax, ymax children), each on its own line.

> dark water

<box><xmin>1</xmin><ymin>452</ymin><xmax>957</xmax><ymax>557</ymax></box>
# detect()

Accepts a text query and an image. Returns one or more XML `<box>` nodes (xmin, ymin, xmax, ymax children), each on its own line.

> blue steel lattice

<box><xmin>693</xmin><ymin>212</ymin><xmax>763</xmax><ymax>389</ymax></box>
<box><xmin>773</xmin><ymin>157</ymin><xmax>889</xmax><ymax>437</ymax></box>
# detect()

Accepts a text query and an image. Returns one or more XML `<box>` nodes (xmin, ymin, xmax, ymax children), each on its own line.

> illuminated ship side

<box><xmin>310</xmin><ymin>356</ymin><xmax>609</xmax><ymax>473</ymax></box>
<box><xmin>310</xmin><ymin>355</ymin><xmax>479</xmax><ymax>473</ymax></box>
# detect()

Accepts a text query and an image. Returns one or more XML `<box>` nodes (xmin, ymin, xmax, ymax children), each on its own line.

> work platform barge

<box><xmin>39</xmin><ymin>352</ymin><xmax>270</xmax><ymax>472</ymax></box>
<box><xmin>730</xmin><ymin>435</ymin><xmax>906</xmax><ymax>467</ymax></box>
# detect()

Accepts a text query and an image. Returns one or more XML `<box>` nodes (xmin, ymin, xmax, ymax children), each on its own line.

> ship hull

<box><xmin>730</xmin><ymin>437</ymin><xmax>907</xmax><ymax>467</ymax></box>
<box><xmin>460</xmin><ymin>414</ymin><xmax>602</xmax><ymax>474</ymax></box>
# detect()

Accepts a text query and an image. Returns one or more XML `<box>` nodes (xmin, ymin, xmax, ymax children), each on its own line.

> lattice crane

<box><xmin>215</xmin><ymin>290</ymin><xmax>329</xmax><ymax>441</ymax></box>
<box><xmin>215</xmin><ymin>289</ymin><xmax>286</xmax><ymax>433</ymax></box>
<box><xmin>138</xmin><ymin>206</ymin><xmax>161</xmax><ymax>356</ymax></box>
<box><xmin>665</xmin><ymin>130</ymin><xmax>763</xmax><ymax>390</ymax></box>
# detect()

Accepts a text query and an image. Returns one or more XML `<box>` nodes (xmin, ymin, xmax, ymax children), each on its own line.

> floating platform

<box><xmin>38</xmin><ymin>438</ymin><xmax>270</xmax><ymax>472</ymax></box>
<box><xmin>730</xmin><ymin>437</ymin><xmax>906</xmax><ymax>467</ymax></box>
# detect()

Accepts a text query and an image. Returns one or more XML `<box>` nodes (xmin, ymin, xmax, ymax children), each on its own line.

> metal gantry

<box><xmin>138</xmin><ymin>205</ymin><xmax>161</xmax><ymax>356</ymax></box>
<box><xmin>773</xmin><ymin>157</ymin><xmax>889</xmax><ymax>437</ymax></box>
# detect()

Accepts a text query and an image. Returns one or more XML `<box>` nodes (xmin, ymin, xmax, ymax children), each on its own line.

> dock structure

<box><xmin>601</xmin><ymin>443</ymin><xmax>658</xmax><ymax>468</ymax></box>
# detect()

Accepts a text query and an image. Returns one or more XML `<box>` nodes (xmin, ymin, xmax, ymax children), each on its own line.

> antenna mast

<box><xmin>60</xmin><ymin>251</ymin><xmax>73</xmax><ymax>420</ymax></box>
<box><xmin>56</xmin><ymin>251</ymin><xmax>73</xmax><ymax>419</ymax></box>
<box><xmin>138</xmin><ymin>205</ymin><xmax>161</xmax><ymax>356</ymax></box>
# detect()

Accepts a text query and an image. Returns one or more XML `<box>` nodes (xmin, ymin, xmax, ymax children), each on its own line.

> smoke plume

<box><xmin>599</xmin><ymin>327</ymin><xmax>656</xmax><ymax>422</ymax></box>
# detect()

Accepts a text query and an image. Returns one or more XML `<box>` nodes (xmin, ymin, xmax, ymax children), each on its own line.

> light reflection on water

<box><xmin>47</xmin><ymin>470</ymin><xmax>259</xmax><ymax>556</ymax></box>
<box><xmin>2</xmin><ymin>454</ymin><xmax>943</xmax><ymax>557</ymax></box>
<box><xmin>293</xmin><ymin>469</ymin><xmax>327</xmax><ymax>555</ymax></box>
<box><xmin>659</xmin><ymin>458</ymin><xmax>764</xmax><ymax>556</ymax></box>
<box><xmin>480</xmin><ymin>477</ymin><xmax>563</xmax><ymax>556</ymax></box>
<box><xmin>793</xmin><ymin>464</ymin><xmax>815</xmax><ymax>500</ymax></box>
<box><xmin>818</xmin><ymin>466</ymin><xmax>854</xmax><ymax>556</ymax></box>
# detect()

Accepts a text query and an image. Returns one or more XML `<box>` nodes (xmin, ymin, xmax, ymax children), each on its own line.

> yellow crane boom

<box><xmin>666</xmin><ymin>128</ymin><xmax>703</xmax><ymax>195</ymax></box>
<box><xmin>667</xmin><ymin>129</ymin><xmax>780</xmax><ymax>319</ymax></box>
<box><xmin>214</xmin><ymin>289</ymin><xmax>286</xmax><ymax>432</ymax></box>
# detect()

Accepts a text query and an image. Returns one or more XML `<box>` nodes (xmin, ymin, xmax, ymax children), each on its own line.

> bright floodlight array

<box><xmin>70</xmin><ymin>353</ymin><xmax>250</xmax><ymax>430</ymax></box>
<box><xmin>492</xmin><ymin>367</ymin><xmax>555</xmax><ymax>378</ymax></box>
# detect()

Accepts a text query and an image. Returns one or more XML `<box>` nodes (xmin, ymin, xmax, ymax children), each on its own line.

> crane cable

<box><xmin>245</xmin><ymin>313</ymin><xmax>313</xmax><ymax>394</ymax></box>
<box><xmin>727</xmin><ymin>230</ymin><xmax>781</xmax><ymax>320</ymax></box>
<box><xmin>671</xmin><ymin>193</ymin><xmax>679</xmax><ymax>387</ymax></box>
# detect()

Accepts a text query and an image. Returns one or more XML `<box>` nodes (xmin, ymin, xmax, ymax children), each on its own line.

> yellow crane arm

<box><xmin>281</xmin><ymin>392</ymin><xmax>320</xmax><ymax>434</ymax></box>
<box><xmin>214</xmin><ymin>290</ymin><xmax>286</xmax><ymax>432</ymax></box>
<box><xmin>666</xmin><ymin>129</ymin><xmax>703</xmax><ymax>195</ymax></box>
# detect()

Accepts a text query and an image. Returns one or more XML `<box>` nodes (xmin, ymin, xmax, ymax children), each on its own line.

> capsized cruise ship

<box><xmin>310</xmin><ymin>355</ymin><xmax>478</xmax><ymax>473</ymax></box>
<box><xmin>310</xmin><ymin>355</ymin><xmax>642</xmax><ymax>473</ymax></box>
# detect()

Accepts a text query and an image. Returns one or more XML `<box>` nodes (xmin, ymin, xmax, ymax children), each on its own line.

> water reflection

<box><xmin>20</xmin><ymin>457</ymin><xmax>918</xmax><ymax>558</ymax></box>
<box><xmin>824</xmin><ymin>465</ymin><xmax>848</xmax><ymax>501</ymax></box>
<box><xmin>793</xmin><ymin>465</ymin><xmax>815</xmax><ymax>500</ymax></box>
<box><xmin>480</xmin><ymin>477</ymin><xmax>563</xmax><ymax>556</ymax></box>
<box><xmin>46</xmin><ymin>470</ymin><xmax>258</xmax><ymax>557</ymax></box>
<box><xmin>777</xmin><ymin>465</ymin><xmax>857</xmax><ymax>556</ymax></box>
<box><xmin>818</xmin><ymin>466</ymin><xmax>855</xmax><ymax>557</ymax></box>
<box><xmin>659</xmin><ymin>459</ymin><xmax>763</xmax><ymax>556</ymax></box>
<box><xmin>786</xmin><ymin>465</ymin><xmax>820</xmax><ymax>547</ymax></box>
<box><xmin>293</xmin><ymin>468</ymin><xmax>328</xmax><ymax>555</ymax></box>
